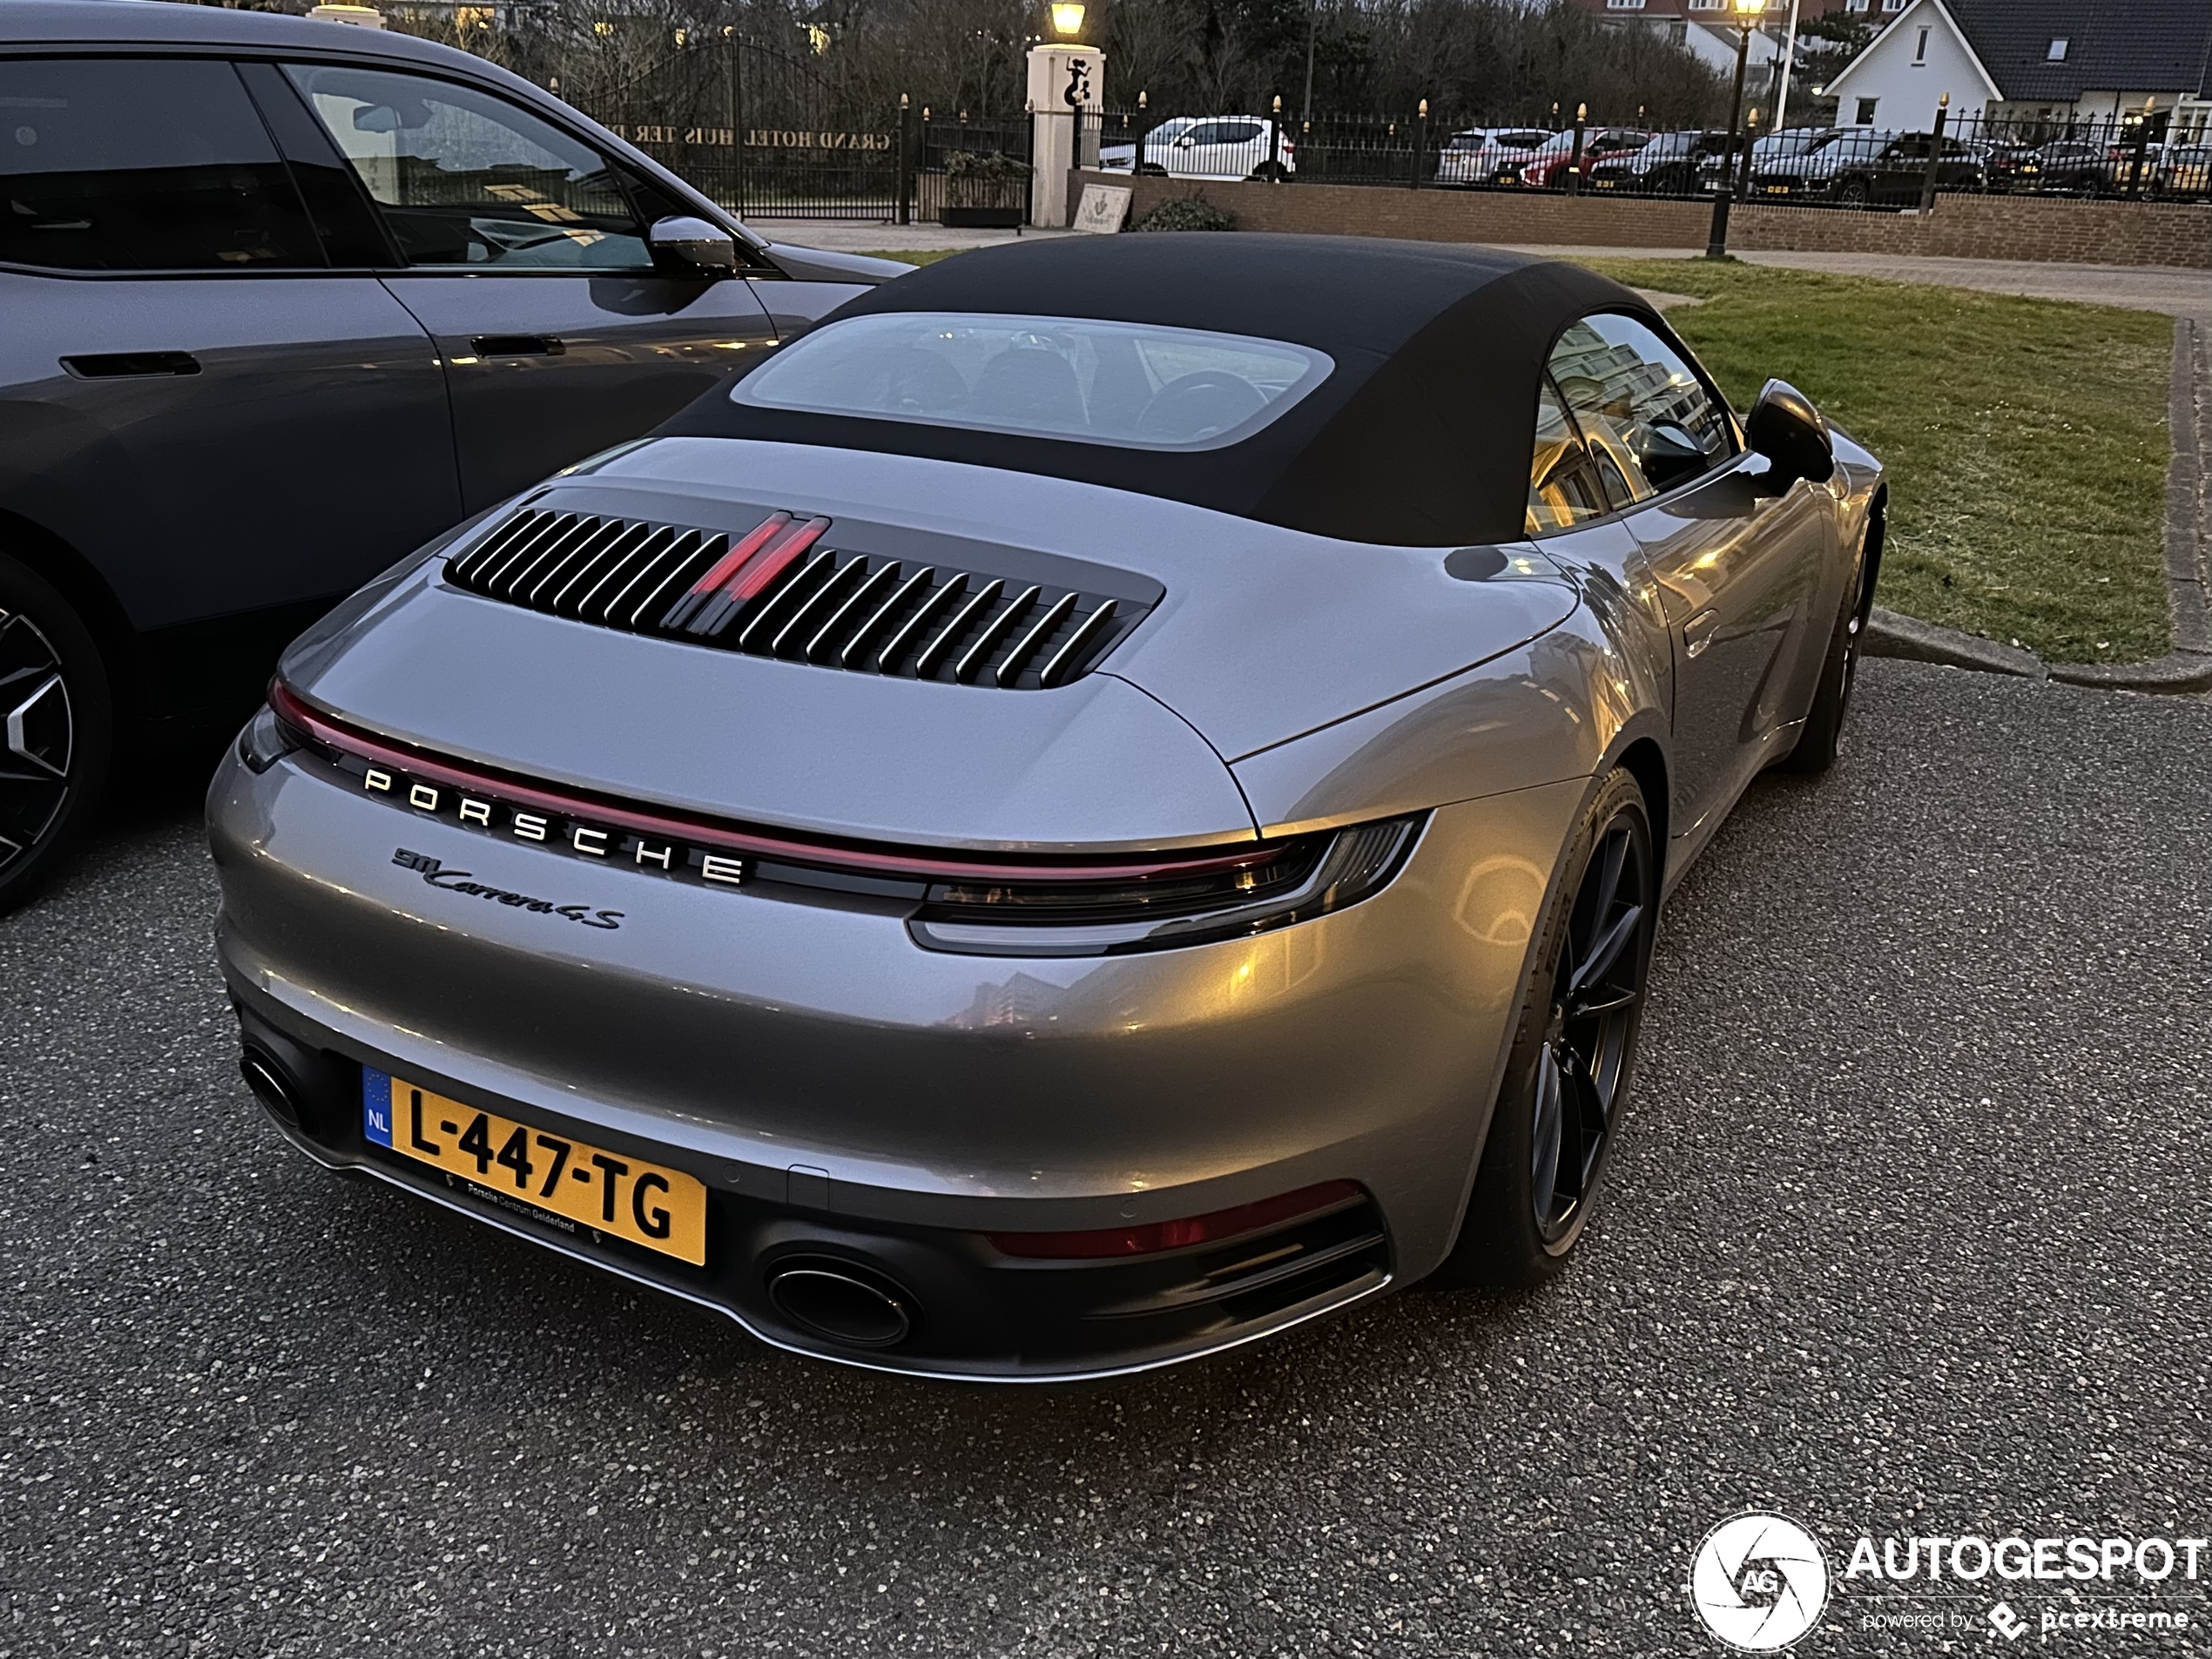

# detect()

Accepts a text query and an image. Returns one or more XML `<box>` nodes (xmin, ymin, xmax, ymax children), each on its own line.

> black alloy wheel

<box><xmin>1431</xmin><ymin>768</ymin><xmax>1656</xmax><ymax>1289</ymax></box>
<box><xmin>1527</xmin><ymin>806</ymin><xmax>1650</xmax><ymax>1244</ymax></box>
<box><xmin>0</xmin><ymin>552</ymin><xmax>111</xmax><ymax>914</ymax></box>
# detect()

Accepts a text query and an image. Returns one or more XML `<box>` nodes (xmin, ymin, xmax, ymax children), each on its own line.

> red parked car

<box><xmin>1509</xmin><ymin>127</ymin><xmax>1654</xmax><ymax>188</ymax></box>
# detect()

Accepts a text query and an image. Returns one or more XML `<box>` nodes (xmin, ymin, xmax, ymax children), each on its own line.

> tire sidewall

<box><xmin>0</xmin><ymin>551</ymin><xmax>112</xmax><ymax>913</ymax></box>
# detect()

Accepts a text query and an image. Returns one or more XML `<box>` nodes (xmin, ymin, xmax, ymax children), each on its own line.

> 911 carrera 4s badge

<box><xmin>391</xmin><ymin>848</ymin><xmax>624</xmax><ymax>929</ymax></box>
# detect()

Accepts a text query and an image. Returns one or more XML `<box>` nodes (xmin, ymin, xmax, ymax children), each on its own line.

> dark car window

<box><xmin>1547</xmin><ymin>313</ymin><xmax>1734</xmax><ymax>503</ymax></box>
<box><xmin>1527</xmin><ymin>377</ymin><xmax>1612</xmax><ymax>536</ymax></box>
<box><xmin>283</xmin><ymin>64</ymin><xmax>651</xmax><ymax>270</ymax></box>
<box><xmin>0</xmin><ymin>57</ymin><xmax>322</xmax><ymax>272</ymax></box>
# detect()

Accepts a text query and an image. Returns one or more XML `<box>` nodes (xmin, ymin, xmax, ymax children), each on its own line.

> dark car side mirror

<box><xmin>1743</xmin><ymin>378</ymin><xmax>1835</xmax><ymax>489</ymax></box>
<box><xmin>649</xmin><ymin>215</ymin><xmax>739</xmax><ymax>276</ymax></box>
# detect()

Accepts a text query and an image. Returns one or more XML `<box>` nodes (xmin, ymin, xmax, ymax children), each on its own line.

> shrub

<box><xmin>1132</xmin><ymin>193</ymin><xmax>1237</xmax><ymax>233</ymax></box>
<box><xmin>944</xmin><ymin>149</ymin><xmax>1031</xmax><ymax>207</ymax></box>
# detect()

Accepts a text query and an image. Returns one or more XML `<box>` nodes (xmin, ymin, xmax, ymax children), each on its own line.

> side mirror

<box><xmin>1743</xmin><ymin>378</ymin><xmax>1835</xmax><ymax>489</ymax></box>
<box><xmin>649</xmin><ymin>215</ymin><xmax>738</xmax><ymax>276</ymax></box>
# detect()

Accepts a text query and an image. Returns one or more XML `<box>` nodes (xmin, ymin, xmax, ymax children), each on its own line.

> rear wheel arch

<box><xmin>1613</xmin><ymin>738</ymin><xmax>1669</xmax><ymax>860</ymax></box>
<box><xmin>0</xmin><ymin>511</ymin><xmax>145</xmax><ymax>718</ymax></box>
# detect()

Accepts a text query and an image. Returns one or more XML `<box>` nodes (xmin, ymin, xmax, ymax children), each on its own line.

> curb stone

<box><xmin>1863</xmin><ymin>314</ymin><xmax>2212</xmax><ymax>695</ymax></box>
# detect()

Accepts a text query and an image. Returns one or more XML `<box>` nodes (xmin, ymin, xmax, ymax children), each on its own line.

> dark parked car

<box><xmin>1588</xmin><ymin>130</ymin><xmax>1733</xmax><ymax>195</ymax></box>
<box><xmin>1751</xmin><ymin>128</ymin><xmax>1986</xmax><ymax>205</ymax></box>
<box><xmin>2024</xmin><ymin>140</ymin><xmax>2117</xmax><ymax>193</ymax></box>
<box><xmin>0</xmin><ymin>0</ymin><xmax>900</xmax><ymax>909</ymax></box>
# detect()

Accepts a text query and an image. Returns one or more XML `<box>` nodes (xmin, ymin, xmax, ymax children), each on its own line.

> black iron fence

<box><xmin>583</xmin><ymin>104</ymin><xmax>1033</xmax><ymax>223</ymax></box>
<box><xmin>1081</xmin><ymin>108</ymin><xmax>2211</xmax><ymax>210</ymax></box>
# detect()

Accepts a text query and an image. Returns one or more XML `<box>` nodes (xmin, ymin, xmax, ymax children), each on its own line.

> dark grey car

<box><xmin>0</xmin><ymin>0</ymin><xmax>899</xmax><ymax>907</ymax></box>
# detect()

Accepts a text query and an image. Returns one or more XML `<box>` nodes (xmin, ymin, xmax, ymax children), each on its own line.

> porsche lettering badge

<box><xmin>341</xmin><ymin>759</ymin><xmax>747</xmax><ymax>894</ymax></box>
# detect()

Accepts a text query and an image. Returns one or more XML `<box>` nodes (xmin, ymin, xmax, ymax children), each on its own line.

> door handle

<box><xmin>469</xmin><ymin>334</ymin><xmax>566</xmax><ymax>358</ymax></box>
<box><xmin>61</xmin><ymin>351</ymin><xmax>200</xmax><ymax>379</ymax></box>
<box><xmin>1683</xmin><ymin>608</ymin><xmax>1720</xmax><ymax>659</ymax></box>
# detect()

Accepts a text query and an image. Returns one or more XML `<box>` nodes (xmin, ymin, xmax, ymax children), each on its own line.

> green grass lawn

<box><xmin>862</xmin><ymin>248</ymin><xmax>2175</xmax><ymax>663</ymax></box>
<box><xmin>1581</xmin><ymin>260</ymin><xmax>2174</xmax><ymax>664</ymax></box>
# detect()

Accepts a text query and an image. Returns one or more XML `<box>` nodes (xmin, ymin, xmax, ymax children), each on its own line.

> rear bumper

<box><xmin>209</xmin><ymin>747</ymin><xmax>1585</xmax><ymax>1379</ymax></box>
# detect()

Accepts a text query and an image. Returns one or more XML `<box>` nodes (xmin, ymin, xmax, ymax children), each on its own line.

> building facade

<box><xmin>1820</xmin><ymin>0</ymin><xmax>2212</xmax><ymax>136</ymax></box>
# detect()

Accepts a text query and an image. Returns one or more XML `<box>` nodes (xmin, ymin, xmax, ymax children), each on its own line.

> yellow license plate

<box><xmin>363</xmin><ymin>1069</ymin><xmax>706</xmax><ymax>1264</ymax></box>
<box><xmin>1765</xmin><ymin>185</ymin><xmax>1791</xmax><ymax>194</ymax></box>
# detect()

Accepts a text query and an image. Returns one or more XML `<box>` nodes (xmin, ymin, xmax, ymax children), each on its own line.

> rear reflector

<box><xmin>987</xmin><ymin>1180</ymin><xmax>1364</xmax><ymax>1259</ymax></box>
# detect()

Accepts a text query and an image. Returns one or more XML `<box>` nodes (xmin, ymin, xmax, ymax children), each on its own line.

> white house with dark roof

<box><xmin>1821</xmin><ymin>0</ymin><xmax>2212</xmax><ymax>137</ymax></box>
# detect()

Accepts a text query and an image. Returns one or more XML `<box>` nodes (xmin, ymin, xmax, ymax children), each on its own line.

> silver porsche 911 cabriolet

<box><xmin>207</xmin><ymin>235</ymin><xmax>1883</xmax><ymax>1381</ymax></box>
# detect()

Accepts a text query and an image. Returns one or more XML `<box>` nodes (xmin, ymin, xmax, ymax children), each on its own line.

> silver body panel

<box><xmin>211</xmin><ymin>414</ymin><xmax>1884</xmax><ymax>1379</ymax></box>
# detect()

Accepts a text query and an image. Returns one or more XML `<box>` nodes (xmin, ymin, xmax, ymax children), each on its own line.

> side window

<box><xmin>1527</xmin><ymin>376</ymin><xmax>1612</xmax><ymax>536</ymax></box>
<box><xmin>1546</xmin><ymin>313</ymin><xmax>1735</xmax><ymax>502</ymax></box>
<box><xmin>0</xmin><ymin>57</ymin><xmax>321</xmax><ymax>272</ymax></box>
<box><xmin>282</xmin><ymin>64</ymin><xmax>650</xmax><ymax>270</ymax></box>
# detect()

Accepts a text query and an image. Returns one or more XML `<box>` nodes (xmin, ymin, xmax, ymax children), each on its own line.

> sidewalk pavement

<box><xmin>749</xmin><ymin>218</ymin><xmax>2209</xmax><ymax>320</ymax></box>
<box><xmin>1491</xmin><ymin>246</ymin><xmax>2210</xmax><ymax>320</ymax></box>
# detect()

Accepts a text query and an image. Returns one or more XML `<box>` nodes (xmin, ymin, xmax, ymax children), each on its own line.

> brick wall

<box><xmin>1075</xmin><ymin>172</ymin><xmax>2212</xmax><ymax>269</ymax></box>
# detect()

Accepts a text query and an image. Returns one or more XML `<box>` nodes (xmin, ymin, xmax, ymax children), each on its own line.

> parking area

<box><xmin>3</xmin><ymin>658</ymin><xmax>2209</xmax><ymax>1656</ymax></box>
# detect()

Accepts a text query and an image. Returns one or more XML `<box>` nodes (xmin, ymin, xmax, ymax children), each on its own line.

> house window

<box><xmin>2047</xmin><ymin>37</ymin><xmax>2068</xmax><ymax>60</ymax></box>
<box><xmin>1846</xmin><ymin>0</ymin><xmax>1868</xmax><ymax>10</ymax></box>
<box><xmin>1881</xmin><ymin>0</ymin><xmax>1904</xmax><ymax>10</ymax></box>
<box><xmin>1855</xmin><ymin>97</ymin><xmax>1879</xmax><ymax>125</ymax></box>
<box><xmin>1913</xmin><ymin>26</ymin><xmax>1930</xmax><ymax>63</ymax></box>
<box><xmin>1606</xmin><ymin>0</ymin><xmax>1647</xmax><ymax>10</ymax></box>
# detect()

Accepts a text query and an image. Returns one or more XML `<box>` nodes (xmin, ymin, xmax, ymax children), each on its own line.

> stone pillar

<box><xmin>1026</xmin><ymin>44</ymin><xmax>1104</xmax><ymax>227</ymax></box>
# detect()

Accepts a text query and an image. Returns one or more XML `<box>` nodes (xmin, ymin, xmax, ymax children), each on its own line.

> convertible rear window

<box><xmin>731</xmin><ymin>312</ymin><xmax>1333</xmax><ymax>451</ymax></box>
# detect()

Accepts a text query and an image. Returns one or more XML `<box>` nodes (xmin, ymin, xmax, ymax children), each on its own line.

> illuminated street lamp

<box><xmin>1707</xmin><ymin>0</ymin><xmax>1764</xmax><ymax>259</ymax></box>
<box><xmin>1049</xmin><ymin>2</ymin><xmax>1085</xmax><ymax>38</ymax></box>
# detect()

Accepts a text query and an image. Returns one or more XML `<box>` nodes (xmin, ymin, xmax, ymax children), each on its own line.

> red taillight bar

<box><xmin>987</xmin><ymin>1180</ymin><xmax>1363</xmax><ymax>1259</ymax></box>
<box><xmin>267</xmin><ymin>679</ymin><xmax>1276</xmax><ymax>887</ymax></box>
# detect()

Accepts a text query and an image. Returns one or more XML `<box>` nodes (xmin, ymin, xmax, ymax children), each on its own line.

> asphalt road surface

<box><xmin>3</xmin><ymin>659</ymin><xmax>2209</xmax><ymax>1657</ymax></box>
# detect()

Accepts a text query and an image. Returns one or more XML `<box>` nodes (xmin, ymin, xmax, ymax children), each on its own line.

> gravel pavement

<box><xmin>3</xmin><ymin>659</ymin><xmax>2209</xmax><ymax>1657</ymax></box>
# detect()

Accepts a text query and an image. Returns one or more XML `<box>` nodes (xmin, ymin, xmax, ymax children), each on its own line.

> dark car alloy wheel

<box><xmin>1431</xmin><ymin>769</ymin><xmax>1656</xmax><ymax>1289</ymax></box>
<box><xmin>1528</xmin><ymin>811</ymin><xmax>1650</xmax><ymax>1244</ymax></box>
<box><xmin>0</xmin><ymin>610</ymin><xmax>74</xmax><ymax>872</ymax></box>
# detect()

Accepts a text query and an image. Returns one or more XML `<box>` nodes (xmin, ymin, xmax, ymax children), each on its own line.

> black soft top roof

<box><xmin>659</xmin><ymin>234</ymin><xmax>1656</xmax><ymax>547</ymax></box>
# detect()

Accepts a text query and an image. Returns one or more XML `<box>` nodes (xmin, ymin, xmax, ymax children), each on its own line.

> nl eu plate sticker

<box><xmin>362</xmin><ymin>1068</ymin><xmax>394</xmax><ymax>1148</ymax></box>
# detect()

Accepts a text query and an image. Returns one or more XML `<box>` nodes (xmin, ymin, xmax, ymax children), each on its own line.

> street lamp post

<box><xmin>1705</xmin><ymin>0</ymin><xmax>1764</xmax><ymax>260</ymax></box>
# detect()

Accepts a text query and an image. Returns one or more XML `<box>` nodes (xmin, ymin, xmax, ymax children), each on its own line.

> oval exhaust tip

<box><xmin>239</xmin><ymin>1049</ymin><xmax>302</xmax><ymax>1129</ymax></box>
<box><xmin>767</xmin><ymin>1264</ymin><xmax>914</xmax><ymax>1349</ymax></box>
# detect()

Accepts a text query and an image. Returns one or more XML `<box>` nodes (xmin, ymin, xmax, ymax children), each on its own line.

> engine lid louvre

<box><xmin>444</xmin><ymin>504</ymin><xmax>1156</xmax><ymax>691</ymax></box>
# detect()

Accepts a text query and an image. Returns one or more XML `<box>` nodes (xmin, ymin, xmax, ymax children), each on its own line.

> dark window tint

<box><xmin>1547</xmin><ymin>313</ymin><xmax>1734</xmax><ymax>503</ymax></box>
<box><xmin>0</xmin><ymin>57</ymin><xmax>320</xmax><ymax>272</ymax></box>
<box><xmin>1527</xmin><ymin>377</ymin><xmax>1612</xmax><ymax>536</ymax></box>
<box><xmin>284</xmin><ymin>64</ymin><xmax>649</xmax><ymax>269</ymax></box>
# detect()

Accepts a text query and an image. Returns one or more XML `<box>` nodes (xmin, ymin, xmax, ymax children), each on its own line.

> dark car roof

<box><xmin>3</xmin><ymin>0</ymin><xmax>452</xmax><ymax>59</ymax></box>
<box><xmin>661</xmin><ymin>235</ymin><xmax>1654</xmax><ymax>547</ymax></box>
